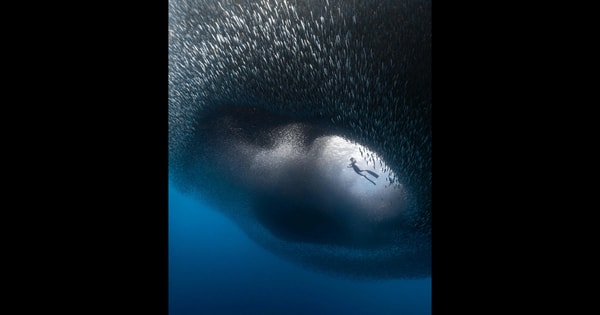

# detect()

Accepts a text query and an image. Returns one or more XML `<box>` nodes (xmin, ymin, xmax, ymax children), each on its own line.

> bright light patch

<box><xmin>312</xmin><ymin>135</ymin><xmax>407</xmax><ymax>222</ymax></box>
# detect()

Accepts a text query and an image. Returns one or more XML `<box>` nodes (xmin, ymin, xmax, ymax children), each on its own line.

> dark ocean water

<box><xmin>169</xmin><ymin>181</ymin><xmax>431</xmax><ymax>315</ymax></box>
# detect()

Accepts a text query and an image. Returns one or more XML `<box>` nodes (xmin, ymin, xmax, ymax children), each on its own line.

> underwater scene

<box><xmin>169</xmin><ymin>0</ymin><xmax>431</xmax><ymax>313</ymax></box>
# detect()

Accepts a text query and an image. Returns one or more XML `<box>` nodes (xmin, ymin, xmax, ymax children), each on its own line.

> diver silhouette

<box><xmin>347</xmin><ymin>157</ymin><xmax>379</xmax><ymax>185</ymax></box>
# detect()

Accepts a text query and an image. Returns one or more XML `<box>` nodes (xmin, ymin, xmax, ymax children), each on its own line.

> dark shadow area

<box><xmin>253</xmin><ymin>196</ymin><xmax>349</xmax><ymax>245</ymax></box>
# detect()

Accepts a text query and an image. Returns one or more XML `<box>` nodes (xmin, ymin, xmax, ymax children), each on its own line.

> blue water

<box><xmin>169</xmin><ymin>182</ymin><xmax>431</xmax><ymax>315</ymax></box>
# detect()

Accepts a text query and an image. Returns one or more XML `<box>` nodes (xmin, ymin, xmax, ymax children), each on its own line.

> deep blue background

<box><xmin>169</xmin><ymin>181</ymin><xmax>431</xmax><ymax>315</ymax></box>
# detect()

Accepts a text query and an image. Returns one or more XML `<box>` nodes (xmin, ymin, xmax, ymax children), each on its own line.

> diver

<box><xmin>347</xmin><ymin>157</ymin><xmax>379</xmax><ymax>185</ymax></box>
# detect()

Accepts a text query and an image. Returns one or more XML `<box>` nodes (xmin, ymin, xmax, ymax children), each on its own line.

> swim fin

<box><xmin>366</xmin><ymin>170</ymin><xmax>379</xmax><ymax>178</ymax></box>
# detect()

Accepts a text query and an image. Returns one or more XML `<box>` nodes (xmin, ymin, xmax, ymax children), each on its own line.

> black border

<box><xmin>91</xmin><ymin>2</ymin><xmax>168</xmax><ymax>312</ymax></box>
<box><xmin>26</xmin><ymin>2</ymin><xmax>170</xmax><ymax>312</ymax></box>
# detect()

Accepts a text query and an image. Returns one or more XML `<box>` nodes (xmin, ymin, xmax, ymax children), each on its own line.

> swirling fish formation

<box><xmin>169</xmin><ymin>0</ymin><xmax>431</xmax><ymax>278</ymax></box>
